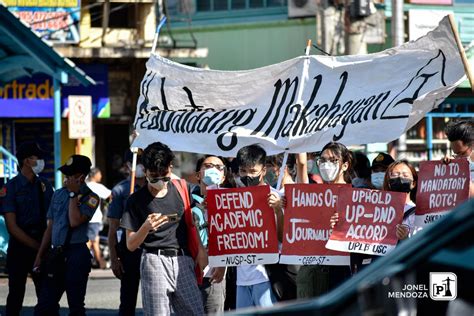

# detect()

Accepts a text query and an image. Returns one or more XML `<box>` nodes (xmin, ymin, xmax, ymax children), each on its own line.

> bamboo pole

<box><xmin>448</xmin><ymin>14</ymin><xmax>474</xmax><ymax>92</ymax></box>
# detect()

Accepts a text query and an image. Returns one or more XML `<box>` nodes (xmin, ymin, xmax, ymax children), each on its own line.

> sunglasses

<box><xmin>147</xmin><ymin>176</ymin><xmax>171</xmax><ymax>183</ymax></box>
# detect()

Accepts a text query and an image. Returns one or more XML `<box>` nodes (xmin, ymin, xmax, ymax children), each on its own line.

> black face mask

<box><xmin>389</xmin><ymin>177</ymin><xmax>412</xmax><ymax>193</ymax></box>
<box><xmin>240</xmin><ymin>175</ymin><xmax>261</xmax><ymax>187</ymax></box>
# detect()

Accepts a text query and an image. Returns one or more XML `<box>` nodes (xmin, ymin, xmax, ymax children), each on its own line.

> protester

<box><xmin>370</xmin><ymin>153</ymin><xmax>395</xmax><ymax>190</ymax></box>
<box><xmin>383</xmin><ymin>160</ymin><xmax>418</xmax><ymax>236</ymax></box>
<box><xmin>234</xmin><ymin>144</ymin><xmax>286</xmax><ymax>308</ymax></box>
<box><xmin>194</xmin><ymin>155</ymin><xmax>228</xmax><ymax>314</ymax></box>
<box><xmin>86</xmin><ymin>167</ymin><xmax>111</xmax><ymax>269</ymax></box>
<box><xmin>2</xmin><ymin>142</ymin><xmax>54</xmax><ymax>316</ymax></box>
<box><xmin>265</xmin><ymin>154</ymin><xmax>296</xmax><ymax>190</ymax></box>
<box><xmin>348</xmin><ymin>159</ymin><xmax>416</xmax><ymax>273</ymax></box>
<box><xmin>297</xmin><ymin>141</ymin><xmax>352</xmax><ymax>299</ymax></box>
<box><xmin>352</xmin><ymin>152</ymin><xmax>372</xmax><ymax>189</ymax></box>
<box><xmin>444</xmin><ymin>119</ymin><xmax>474</xmax><ymax>197</ymax></box>
<box><xmin>121</xmin><ymin>142</ymin><xmax>207</xmax><ymax>315</ymax></box>
<box><xmin>107</xmin><ymin>151</ymin><xmax>147</xmax><ymax>316</ymax></box>
<box><xmin>34</xmin><ymin>155</ymin><xmax>98</xmax><ymax>316</ymax></box>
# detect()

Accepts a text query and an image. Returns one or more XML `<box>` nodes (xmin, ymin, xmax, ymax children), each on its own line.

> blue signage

<box><xmin>0</xmin><ymin>64</ymin><xmax>110</xmax><ymax>118</ymax></box>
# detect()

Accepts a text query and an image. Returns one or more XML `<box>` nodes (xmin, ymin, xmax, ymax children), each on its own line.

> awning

<box><xmin>0</xmin><ymin>4</ymin><xmax>95</xmax><ymax>86</ymax></box>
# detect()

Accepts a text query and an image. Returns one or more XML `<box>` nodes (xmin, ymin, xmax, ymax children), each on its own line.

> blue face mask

<box><xmin>202</xmin><ymin>168</ymin><xmax>222</xmax><ymax>186</ymax></box>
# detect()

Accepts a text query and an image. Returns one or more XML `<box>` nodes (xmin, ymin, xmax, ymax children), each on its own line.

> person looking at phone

<box><xmin>121</xmin><ymin>142</ymin><xmax>206</xmax><ymax>315</ymax></box>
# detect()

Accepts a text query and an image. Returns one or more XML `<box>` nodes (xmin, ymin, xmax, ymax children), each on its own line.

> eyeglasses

<box><xmin>202</xmin><ymin>163</ymin><xmax>225</xmax><ymax>171</ymax></box>
<box><xmin>317</xmin><ymin>158</ymin><xmax>339</xmax><ymax>165</ymax></box>
<box><xmin>147</xmin><ymin>176</ymin><xmax>171</xmax><ymax>183</ymax></box>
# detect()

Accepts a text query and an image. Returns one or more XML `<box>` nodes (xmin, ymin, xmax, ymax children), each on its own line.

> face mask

<box><xmin>371</xmin><ymin>172</ymin><xmax>385</xmax><ymax>189</ymax></box>
<box><xmin>202</xmin><ymin>168</ymin><xmax>222</xmax><ymax>186</ymax></box>
<box><xmin>240</xmin><ymin>174</ymin><xmax>261</xmax><ymax>187</ymax></box>
<box><xmin>388</xmin><ymin>177</ymin><xmax>412</xmax><ymax>193</ymax></box>
<box><xmin>265</xmin><ymin>169</ymin><xmax>278</xmax><ymax>188</ymax></box>
<box><xmin>319</xmin><ymin>162</ymin><xmax>339</xmax><ymax>182</ymax></box>
<box><xmin>32</xmin><ymin>159</ymin><xmax>45</xmax><ymax>174</ymax></box>
<box><xmin>135</xmin><ymin>164</ymin><xmax>145</xmax><ymax>178</ymax></box>
<box><xmin>351</xmin><ymin>177</ymin><xmax>366</xmax><ymax>188</ymax></box>
<box><xmin>147</xmin><ymin>177</ymin><xmax>167</xmax><ymax>191</ymax></box>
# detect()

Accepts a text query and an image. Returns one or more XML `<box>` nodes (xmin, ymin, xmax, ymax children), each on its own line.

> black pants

<box><xmin>117</xmin><ymin>244</ymin><xmax>142</xmax><ymax>316</ymax></box>
<box><xmin>6</xmin><ymin>238</ymin><xmax>41</xmax><ymax>316</ymax></box>
<box><xmin>34</xmin><ymin>243</ymin><xmax>92</xmax><ymax>316</ymax></box>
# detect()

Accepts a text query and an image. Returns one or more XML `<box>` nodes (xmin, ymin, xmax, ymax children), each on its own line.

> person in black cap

<box><xmin>370</xmin><ymin>152</ymin><xmax>395</xmax><ymax>190</ymax></box>
<box><xmin>33</xmin><ymin>154</ymin><xmax>99</xmax><ymax>316</ymax></box>
<box><xmin>2</xmin><ymin>141</ymin><xmax>54</xmax><ymax>316</ymax></box>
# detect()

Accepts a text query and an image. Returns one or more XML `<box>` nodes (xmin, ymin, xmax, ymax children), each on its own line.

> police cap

<box><xmin>59</xmin><ymin>155</ymin><xmax>92</xmax><ymax>176</ymax></box>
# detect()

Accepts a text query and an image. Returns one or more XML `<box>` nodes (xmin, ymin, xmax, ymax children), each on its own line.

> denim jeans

<box><xmin>236</xmin><ymin>281</ymin><xmax>276</xmax><ymax>309</ymax></box>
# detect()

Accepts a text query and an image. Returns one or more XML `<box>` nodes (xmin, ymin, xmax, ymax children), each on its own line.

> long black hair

<box><xmin>320</xmin><ymin>142</ymin><xmax>353</xmax><ymax>184</ymax></box>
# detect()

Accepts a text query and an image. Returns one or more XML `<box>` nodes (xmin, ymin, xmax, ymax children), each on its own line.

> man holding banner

<box><xmin>445</xmin><ymin>119</ymin><xmax>474</xmax><ymax>197</ymax></box>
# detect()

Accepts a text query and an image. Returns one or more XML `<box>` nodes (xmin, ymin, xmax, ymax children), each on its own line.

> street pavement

<box><xmin>0</xmin><ymin>268</ymin><xmax>143</xmax><ymax>315</ymax></box>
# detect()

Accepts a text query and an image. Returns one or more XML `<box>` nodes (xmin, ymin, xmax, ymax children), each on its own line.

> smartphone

<box><xmin>167</xmin><ymin>213</ymin><xmax>179</xmax><ymax>222</ymax></box>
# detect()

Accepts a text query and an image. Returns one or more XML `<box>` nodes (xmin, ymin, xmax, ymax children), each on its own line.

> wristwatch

<box><xmin>69</xmin><ymin>191</ymin><xmax>78</xmax><ymax>198</ymax></box>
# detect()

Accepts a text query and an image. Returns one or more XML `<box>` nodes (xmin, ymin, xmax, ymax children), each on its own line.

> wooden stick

<box><xmin>130</xmin><ymin>147</ymin><xmax>138</xmax><ymax>194</ymax></box>
<box><xmin>448</xmin><ymin>14</ymin><xmax>474</xmax><ymax>92</ymax></box>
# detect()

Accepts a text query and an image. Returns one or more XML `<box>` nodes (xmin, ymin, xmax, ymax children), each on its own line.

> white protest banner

<box><xmin>326</xmin><ymin>189</ymin><xmax>406</xmax><ymax>256</ymax></box>
<box><xmin>132</xmin><ymin>16</ymin><xmax>465</xmax><ymax>156</ymax></box>
<box><xmin>415</xmin><ymin>159</ymin><xmax>470</xmax><ymax>228</ymax></box>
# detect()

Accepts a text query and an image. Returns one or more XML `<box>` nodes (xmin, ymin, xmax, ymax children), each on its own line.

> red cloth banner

<box><xmin>207</xmin><ymin>185</ymin><xmax>279</xmax><ymax>267</ymax></box>
<box><xmin>280</xmin><ymin>184</ymin><xmax>350</xmax><ymax>265</ymax></box>
<box><xmin>415</xmin><ymin>159</ymin><xmax>470</xmax><ymax>228</ymax></box>
<box><xmin>326</xmin><ymin>188</ymin><xmax>405</xmax><ymax>256</ymax></box>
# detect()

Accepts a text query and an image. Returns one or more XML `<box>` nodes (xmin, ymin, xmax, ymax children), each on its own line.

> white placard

<box><xmin>68</xmin><ymin>95</ymin><xmax>92</xmax><ymax>139</ymax></box>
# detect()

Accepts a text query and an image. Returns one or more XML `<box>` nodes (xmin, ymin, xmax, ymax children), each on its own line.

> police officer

<box><xmin>107</xmin><ymin>151</ymin><xmax>146</xmax><ymax>316</ymax></box>
<box><xmin>33</xmin><ymin>155</ymin><xmax>99</xmax><ymax>316</ymax></box>
<box><xmin>3</xmin><ymin>141</ymin><xmax>54</xmax><ymax>316</ymax></box>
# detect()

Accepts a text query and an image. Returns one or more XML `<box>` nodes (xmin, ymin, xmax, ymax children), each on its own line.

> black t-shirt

<box><xmin>120</xmin><ymin>181</ymin><xmax>193</xmax><ymax>251</ymax></box>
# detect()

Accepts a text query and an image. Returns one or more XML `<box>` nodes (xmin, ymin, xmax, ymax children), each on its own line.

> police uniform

<box><xmin>2</xmin><ymin>142</ymin><xmax>54</xmax><ymax>316</ymax></box>
<box><xmin>34</xmin><ymin>155</ymin><xmax>99</xmax><ymax>316</ymax></box>
<box><xmin>107</xmin><ymin>178</ymin><xmax>142</xmax><ymax>316</ymax></box>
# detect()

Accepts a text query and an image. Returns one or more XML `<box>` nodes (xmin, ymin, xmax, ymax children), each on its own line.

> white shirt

<box><xmin>236</xmin><ymin>186</ymin><xmax>281</xmax><ymax>286</ymax></box>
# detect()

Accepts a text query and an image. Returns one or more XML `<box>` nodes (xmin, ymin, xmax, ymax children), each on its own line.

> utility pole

<box><xmin>345</xmin><ymin>0</ymin><xmax>370</xmax><ymax>55</ymax></box>
<box><xmin>317</xmin><ymin>0</ymin><xmax>345</xmax><ymax>56</ymax></box>
<box><xmin>391</xmin><ymin>0</ymin><xmax>406</xmax><ymax>158</ymax></box>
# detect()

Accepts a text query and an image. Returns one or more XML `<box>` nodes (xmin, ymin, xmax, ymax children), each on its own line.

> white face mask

<box><xmin>371</xmin><ymin>172</ymin><xmax>385</xmax><ymax>189</ymax></box>
<box><xmin>135</xmin><ymin>164</ymin><xmax>145</xmax><ymax>178</ymax></box>
<box><xmin>147</xmin><ymin>178</ymin><xmax>167</xmax><ymax>191</ymax></box>
<box><xmin>32</xmin><ymin>159</ymin><xmax>45</xmax><ymax>174</ymax></box>
<box><xmin>319</xmin><ymin>162</ymin><xmax>340</xmax><ymax>182</ymax></box>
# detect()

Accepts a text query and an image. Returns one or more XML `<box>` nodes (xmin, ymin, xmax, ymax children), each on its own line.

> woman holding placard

<box><xmin>349</xmin><ymin>160</ymin><xmax>417</xmax><ymax>274</ymax></box>
<box><xmin>382</xmin><ymin>160</ymin><xmax>418</xmax><ymax>239</ymax></box>
<box><xmin>296</xmin><ymin>142</ymin><xmax>353</xmax><ymax>299</ymax></box>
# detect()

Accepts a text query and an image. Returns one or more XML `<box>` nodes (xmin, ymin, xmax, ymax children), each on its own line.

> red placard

<box><xmin>280</xmin><ymin>184</ymin><xmax>350</xmax><ymax>266</ymax></box>
<box><xmin>326</xmin><ymin>188</ymin><xmax>405</xmax><ymax>256</ymax></box>
<box><xmin>415</xmin><ymin>159</ymin><xmax>470</xmax><ymax>228</ymax></box>
<box><xmin>207</xmin><ymin>185</ymin><xmax>279</xmax><ymax>267</ymax></box>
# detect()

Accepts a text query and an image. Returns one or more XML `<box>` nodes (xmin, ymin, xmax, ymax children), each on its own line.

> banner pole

<box><xmin>130</xmin><ymin>147</ymin><xmax>139</xmax><ymax>194</ymax></box>
<box><xmin>276</xmin><ymin>40</ymin><xmax>312</xmax><ymax>191</ymax></box>
<box><xmin>448</xmin><ymin>14</ymin><xmax>474</xmax><ymax>92</ymax></box>
<box><xmin>151</xmin><ymin>16</ymin><xmax>167</xmax><ymax>56</ymax></box>
<box><xmin>276</xmin><ymin>152</ymin><xmax>289</xmax><ymax>192</ymax></box>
